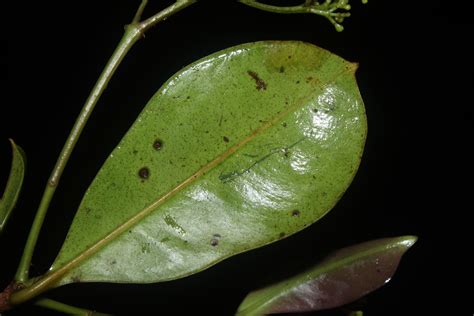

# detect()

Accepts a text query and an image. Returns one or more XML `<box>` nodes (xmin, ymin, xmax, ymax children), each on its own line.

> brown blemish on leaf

<box><xmin>247</xmin><ymin>70</ymin><xmax>267</xmax><ymax>91</ymax></box>
<box><xmin>138</xmin><ymin>167</ymin><xmax>150</xmax><ymax>180</ymax></box>
<box><xmin>153</xmin><ymin>139</ymin><xmax>163</xmax><ymax>150</ymax></box>
<box><xmin>210</xmin><ymin>233</ymin><xmax>221</xmax><ymax>247</ymax></box>
<box><xmin>223</xmin><ymin>136</ymin><xmax>230</xmax><ymax>143</ymax></box>
<box><xmin>291</xmin><ymin>209</ymin><xmax>300</xmax><ymax>217</ymax></box>
<box><xmin>306</xmin><ymin>76</ymin><xmax>313</xmax><ymax>83</ymax></box>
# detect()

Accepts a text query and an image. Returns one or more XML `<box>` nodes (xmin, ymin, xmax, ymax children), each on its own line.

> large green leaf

<box><xmin>236</xmin><ymin>236</ymin><xmax>417</xmax><ymax>315</ymax></box>
<box><xmin>0</xmin><ymin>139</ymin><xmax>26</xmax><ymax>233</ymax></box>
<box><xmin>47</xmin><ymin>41</ymin><xmax>367</xmax><ymax>286</ymax></box>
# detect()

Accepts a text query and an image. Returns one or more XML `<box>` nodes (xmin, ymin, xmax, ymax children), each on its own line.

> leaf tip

<box><xmin>347</xmin><ymin>62</ymin><xmax>359</xmax><ymax>74</ymax></box>
<box><xmin>7</xmin><ymin>138</ymin><xmax>26</xmax><ymax>162</ymax></box>
<box><xmin>8</xmin><ymin>138</ymin><xmax>16</xmax><ymax>147</ymax></box>
<box><xmin>397</xmin><ymin>235</ymin><xmax>418</xmax><ymax>250</ymax></box>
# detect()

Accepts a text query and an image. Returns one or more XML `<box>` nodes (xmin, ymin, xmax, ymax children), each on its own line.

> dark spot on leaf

<box><xmin>291</xmin><ymin>209</ymin><xmax>300</xmax><ymax>217</ymax></box>
<box><xmin>186</xmin><ymin>96</ymin><xmax>191</xmax><ymax>99</ymax></box>
<box><xmin>282</xmin><ymin>122</ymin><xmax>287</xmax><ymax>128</ymax></box>
<box><xmin>111</xmin><ymin>260</ymin><xmax>116</xmax><ymax>265</ymax></box>
<box><xmin>288</xmin><ymin>55</ymin><xmax>292</xmax><ymax>59</ymax></box>
<box><xmin>153</xmin><ymin>139</ymin><xmax>162</xmax><ymax>150</ymax></box>
<box><xmin>306</xmin><ymin>76</ymin><xmax>313</xmax><ymax>83</ymax></box>
<box><xmin>161</xmin><ymin>237</ymin><xmax>170</xmax><ymax>243</ymax></box>
<box><xmin>132</xmin><ymin>150</ymin><xmax>138</xmax><ymax>155</ymax></box>
<box><xmin>312</xmin><ymin>108</ymin><xmax>319</xmax><ymax>113</ymax></box>
<box><xmin>279</xmin><ymin>66</ymin><xmax>285</xmax><ymax>73</ymax></box>
<box><xmin>296</xmin><ymin>80</ymin><xmax>300</xmax><ymax>84</ymax></box>
<box><xmin>247</xmin><ymin>70</ymin><xmax>267</xmax><ymax>91</ymax></box>
<box><xmin>138</xmin><ymin>167</ymin><xmax>150</xmax><ymax>180</ymax></box>
<box><xmin>210</xmin><ymin>234</ymin><xmax>221</xmax><ymax>247</ymax></box>
<box><xmin>223</xmin><ymin>136</ymin><xmax>229</xmax><ymax>143</ymax></box>
<box><xmin>279</xmin><ymin>232</ymin><xmax>286</xmax><ymax>238</ymax></box>
<box><xmin>71</xmin><ymin>275</ymin><xmax>81</xmax><ymax>283</ymax></box>
<box><xmin>129</xmin><ymin>230</ymin><xmax>132</xmax><ymax>233</ymax></box>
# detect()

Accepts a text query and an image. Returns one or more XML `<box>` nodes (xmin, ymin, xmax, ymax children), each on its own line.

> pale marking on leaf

<box><xmin>219</xmin><ymin>136</ymin><xmax>306</xmax><ymax>183</ymax></box>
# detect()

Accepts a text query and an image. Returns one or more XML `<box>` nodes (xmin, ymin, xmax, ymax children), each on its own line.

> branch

<box><xmin>132</xmin><ymin>0</ymin><xmax>149</xmax><ymax>23</ymax></box>
<box><xmin>239</xmin><ymin>0</ymin><xmax>368</xmax><ymax>32</ymax></box>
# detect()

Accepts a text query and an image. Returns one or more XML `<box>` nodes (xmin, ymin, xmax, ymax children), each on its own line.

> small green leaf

<box><xmin>47</xmin><ymin>41</ymin><xmax>367</xmax><ymax>286</ymax></box>
<box><xmin>236</xmin><ymin>236</ymin><xmax>417</xmax><ymax>316</ymax></box>
<box><xmin>0</xmin><ymin>139</ymin><xmax>26</xmax><ymax>233</ymax></box>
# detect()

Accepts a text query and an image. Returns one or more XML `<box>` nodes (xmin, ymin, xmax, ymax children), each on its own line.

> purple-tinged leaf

<box><xmin>236</xmin><ymin>236</ymin><xmax>417</xmax><ymax>315</ymax></box>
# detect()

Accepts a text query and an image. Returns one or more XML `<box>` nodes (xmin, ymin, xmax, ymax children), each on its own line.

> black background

<box><xmin>1</xmin><ymin>1</ymin><xmax>473</xmax><ymax>315</ymax></box>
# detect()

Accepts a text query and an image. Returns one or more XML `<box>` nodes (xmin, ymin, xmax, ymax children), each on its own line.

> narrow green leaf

<box><xmin>0</xmin><ymin>139</ymin><xmax>26</xmax><ymax>233</ymax></box>
<box><xmin>48</xmin><ymin>41</ymin><xmax>367</xmax><ymax>286</ymax></box>
<box><xmin>236</xmin><ymin>236</ymin><xmax>417</xmax><ymax>316</ymax></box>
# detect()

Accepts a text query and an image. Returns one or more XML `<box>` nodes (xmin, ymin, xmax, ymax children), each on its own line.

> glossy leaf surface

<box><xmin>0</xmin><ymin>139</ymin><xmax>26</xmax><ymax>233</ymax></box>
<box><xmin>236</xmin><ymin>236</ymin><xmax>417</xmax><ymax>315</ymax></box>
<box><xmin>50</xmin><ymin>41</ymin><xmax>367</xmax><ymax>285</ymax></box>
